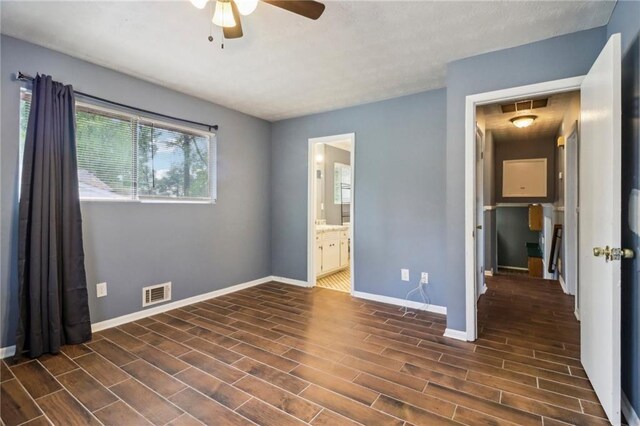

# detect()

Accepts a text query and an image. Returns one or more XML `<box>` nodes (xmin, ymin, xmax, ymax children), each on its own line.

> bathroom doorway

<box><xmin>307</xmin><ymin>133</ymin><xmax>355</xmax><ymax>293</ymax></box>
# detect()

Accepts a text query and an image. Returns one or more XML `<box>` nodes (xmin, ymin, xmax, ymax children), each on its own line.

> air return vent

<box><xmin>142</xmin><ymin>282</ymin><xmax>171</xmax><ymax>307</ymax></box>
<box><xmin>501</xmin><ymin>98</ymin><xmax>548</xmax><ymax>113</ymax></box>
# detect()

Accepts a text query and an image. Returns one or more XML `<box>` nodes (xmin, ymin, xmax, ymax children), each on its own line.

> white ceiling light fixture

<box><xmin>213</xmin><ymin>0</ymin><xmax>236</xmax><ymax>28</ymax></box>
<box><xmin>192</xmin><ymin>0</ymin><xmax>324</xmax><ymax>46</ymax></box>
<box><xmin>190</xmin><ymin>0</ymin><xmax>209</xmax><ymax>9</ymax></box>
<box><xmin>510</xmin><ymin>115</ymin><xmax>537</xmax><ymax>128</ymax></box>
<box><xmin>235</xmin><ymin>0</ymin><xmax>259</xmax><ymax>16</ymax></box>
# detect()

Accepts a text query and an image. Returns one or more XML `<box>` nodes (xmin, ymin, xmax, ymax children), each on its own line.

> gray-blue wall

<box><xmin>271</xmin><ymin>90</ymin><xmax>448</xmax><ymax>307</ymax></box>
<box><xmin>496</xmin><ymin>207</ymin><xmax>539</xmax><ymax>269</ymax></box>
<box><xmin>608</xmin><ymin>0</ymin><xmax>640</xmax><ymax>417</ymax></box>
<box><xmin>444</xmin><ymin>27</ymin><xmax>607</xmax><ymax>332</ymax></box>
<box><xmin>0</xmin><ymin>36</ymin><xmax>272</xmax><ymax>348</ymax></box>
<box><xmin>2</xmin><ymin>12</ymin><xmax>638</xmax><ymax>415</ymax></box>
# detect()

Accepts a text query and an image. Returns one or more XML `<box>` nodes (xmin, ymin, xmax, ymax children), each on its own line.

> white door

<box><xmin>579</xmin><ymin>33</ymin><xmax>622</xmax><ymax>425</ymax></box>
<box><xmin>475</xmin><ymin>128</ymin><xmax>484</xmax><ymax>298</ymax></box>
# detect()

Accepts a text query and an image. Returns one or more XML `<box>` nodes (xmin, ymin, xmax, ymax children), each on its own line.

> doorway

<box><xmin>465</xmin><ymin>76</ymin><xmax>584</xmax><ymax>340</ymax></box>
<box><xmin>467</xmin><ymin>34</ymin><xmax>624</xmax><ymax>426</ymax></box>
<box><xmin>307</xmin><ymin>133</ymin><xmax>355</xmax><ymax>293</ymax></box>
<box><xmin>479</xmin><ymin>89</ymin><xmax>580</xmax><ymax>287</ymax></box>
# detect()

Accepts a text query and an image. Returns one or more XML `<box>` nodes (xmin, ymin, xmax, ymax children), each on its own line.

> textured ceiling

<box><xmin>1</xmin><ymin>1</ymin><xmax>614</xmax><ymax>121</ymax></box>
<box><xmin>481</xmin><ymin>91</ymin><xmax>580</xmax><ymax>142</ymax></box>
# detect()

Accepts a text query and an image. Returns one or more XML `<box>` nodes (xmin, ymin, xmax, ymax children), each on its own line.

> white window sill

<box><xmin>80</xmin><ymin>198</ymin><xmax>216</xmax><ymax>205</ymax></box>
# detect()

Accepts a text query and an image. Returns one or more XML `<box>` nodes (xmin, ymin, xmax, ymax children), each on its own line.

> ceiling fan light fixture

<box><xmin>510</xmin><ymin>115</ymin><xmax>537</xmax><ymax>128</ymax></box>
<box><xmin>235</xmin><ymin>0</ymin><xmax>259</xmax><ymax>16</ymax></box>
<box><xmin>190</xmin><ymin>0</ymin><xmax>209</xmax><ymax>9</ymax></box>
<box><xmin>213</xmin><ymin>0</ymin><xmax>237</xmax><ymax>28</ymax></box>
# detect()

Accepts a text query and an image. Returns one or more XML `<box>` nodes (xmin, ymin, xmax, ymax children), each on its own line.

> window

<box><xmin>333</xmin><ymin>162</ymin><xmax>351</xmax><ymax>204</ymax></box>
<box><xmin>19</xmin><ymin>89</ymin><xmax>216</xmax><ymax>202</ymax></box>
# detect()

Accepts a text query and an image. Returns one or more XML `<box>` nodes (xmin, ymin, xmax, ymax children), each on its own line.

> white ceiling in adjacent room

<box><xmin>481</xmin><ymin>91</ymin><xmax>580</xmax><ymax>142</ymax></box>
<box><xmin>0</xmin><ymin>1</ymin><xmax>614</xmax><ymax>121</ymax></box>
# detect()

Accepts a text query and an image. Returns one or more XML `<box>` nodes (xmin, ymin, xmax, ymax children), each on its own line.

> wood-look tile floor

<box><xmin>1</xmin><ymin>276</ymin><xmax>609</xmax><ymax>426</ymax></box>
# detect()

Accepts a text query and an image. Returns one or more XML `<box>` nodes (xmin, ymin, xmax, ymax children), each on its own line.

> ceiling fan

<box><xmin>190</xmin><ymin>0</ymin><xmax>325</xmax><ymax>41</ymax></box>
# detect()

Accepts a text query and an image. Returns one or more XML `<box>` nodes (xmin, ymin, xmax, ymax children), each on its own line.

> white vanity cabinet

<box><xmin>315</xmin><ymin>241</ymin><xmax>323</xmax><ymax>275</ymax></box>
<box><xmin>323</xmin><ymin>238</ymin><xmax>340</xmax><ymax>272</ymax></box>
<box><xmin>316</xmin><ymin>227</ymin><xmax>350</xmax><ymax>276</ymax></box>
<box><xmin>340</xmin><ymin>238</ymin><xmax>349</xmax><ymax>268</ymax></box>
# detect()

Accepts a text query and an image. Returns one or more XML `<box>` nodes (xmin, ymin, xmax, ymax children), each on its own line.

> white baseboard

<box><xmin>0</xmin><ymin>345</ymin><xmax>16</xmax><ymax>359</ymax></box>
<box><xmin>623</xmin><ymin>391</ymin><xmax>640</xmax><ymax>426</ymax></box>
<box><xmin>574</xmin><ymin>308</ymin><xmax>580</xmax><ymax>321</ymax></box>
<box><xmin>351</xmin><ymin>291</ymin><xmax>447</xmax><ymax>315</ymax></box>
<box><xmin>498</xmin><ymin>265</ymin><xmax>528</xmax><ymax>271</ymax></box>
<box><xmin>477</xmin><ymin>283</ymin><xmax>488</xmax><ymax>301</ymax></box>
<box><xmin>1</xmin><ymin>275</ymin><xmax>310</xmax><ymax>359</ymax></box>
<box><xmin>444</xmin><ymin>328</ymin><xmax>468</xmax><ymax>341</ymax></box>
<box><xmin>92</xmin><ymin>275</ymin><xmax>273</xmax><ymax>333</ymax></box>
<box><xmin>558</xmin><ymin>275</ymin><xmax>569</xmax><ymax>294</ymax></box>
<box><xmin>270</xmin><ymin>276</ymin><xmax>309</xmax><ymax>287</ymax></box>
<box><xmin>484</xmin><ymin>269</ymin><xmax>493</xmax><ymax>277</ymax></box>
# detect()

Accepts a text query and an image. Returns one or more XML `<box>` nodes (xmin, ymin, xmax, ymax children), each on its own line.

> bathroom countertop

<box><xmin>316</xmin><ymin>224</ymin><xmax>350</xmax><ymax>233</ymax></box>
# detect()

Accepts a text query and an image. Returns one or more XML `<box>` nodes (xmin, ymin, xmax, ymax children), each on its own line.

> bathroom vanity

<box><xmin>315</xmin><ymin>224</ymin><xmax>350</xmax><ymax>277</ymax></box>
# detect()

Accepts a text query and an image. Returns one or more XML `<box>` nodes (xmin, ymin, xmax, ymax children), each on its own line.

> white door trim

<box><xmin>307</xmin><ymin>133</ymin><xmax>356</xmax><ymax>294</ymax></box>
<box><xmin>564</xmin><ymin>125</ymin><xmax>579</xmax><ymax>302</ymax></box>
<box><xmin>464</xmin><ymin>76</ymin><xmax>584</xmax><ymax>341</ymax></box>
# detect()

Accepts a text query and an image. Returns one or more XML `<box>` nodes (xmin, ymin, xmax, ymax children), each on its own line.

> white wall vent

<box><xmin>142</xmin><ymin>282</ymin><xmax>171</xmax><ymax>307</ymax></box>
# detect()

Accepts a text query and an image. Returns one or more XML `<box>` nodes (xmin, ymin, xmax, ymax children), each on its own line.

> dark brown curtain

<box><xmin>15</xmin><ymin>74</ymin><xmax>92</xmax><ymax>358</ymax></box>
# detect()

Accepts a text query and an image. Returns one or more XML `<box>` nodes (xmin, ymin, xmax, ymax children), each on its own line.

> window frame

<box><xmin>20</xmin><ymin>89</ymin><xmax>217</xmax><ymax>204</ymax></box>
<box><xmin>333</xmin><ymin>162</ymin><xmax>351</xmax><ymax>205</ymax></box>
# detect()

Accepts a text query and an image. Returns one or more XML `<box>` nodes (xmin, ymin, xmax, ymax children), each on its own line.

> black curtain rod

<box><xmin>15</xmin><ymin>71</ymin><xmax>219</xmax><ymax>132</ymax></box>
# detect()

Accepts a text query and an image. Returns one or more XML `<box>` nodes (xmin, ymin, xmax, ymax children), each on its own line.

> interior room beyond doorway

<box><xmin>310</xmin><ymin>135</ymin><xmax>354</xmax><ymax>293</ymax></box>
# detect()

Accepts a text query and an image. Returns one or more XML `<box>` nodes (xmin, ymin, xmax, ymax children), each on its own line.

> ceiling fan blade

<box><xmin>223</xmin><ymin>1</ymin><xmax>243</xmax><ymax>39</ymax></box>
<box><xmin>261</xmin><ymin>0</ymin><xmax>325</xmax><ymax>20</ymax></box>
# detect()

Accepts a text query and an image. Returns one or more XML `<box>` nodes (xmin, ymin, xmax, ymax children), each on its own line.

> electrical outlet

<box><xmin>421</xmin><ymin>272</ymin><xmax>429</xmax><ymax>284</ymax></box>
<box><xmin>96</xmin><ymin>282</ymin><xmax>107</xmax><ymax>298</ymax></box>
<box><xmin>401</xmin><ymin>269</ymin><xmax>410</xmax><ymax>282</ymax></box>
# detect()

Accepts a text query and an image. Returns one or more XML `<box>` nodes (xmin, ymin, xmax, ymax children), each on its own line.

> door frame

<box><xmin>564</xmin><ymin>124</ymin><xmax>580</xmax><ymax>316</ymax></box>
<box><xmin>307</xmin><ymin>133</ymin><xmax>356</xmax><ymax>293</ymax></box>
<box><xmin>464</xmin><ymin>76</ymin><xmax>584</xmax><ymax>341</ymax></box>
<box><xmin>475</xmin><ymin>127</ymin><xmax>486</xmax><ymax>298</ymax></box>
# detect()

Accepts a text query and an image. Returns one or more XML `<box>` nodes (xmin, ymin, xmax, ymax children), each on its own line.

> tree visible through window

<box><xmin>19</xmin><ymin>89</ymin><xmax>215</xmax><ymax>202</ymax></box>
<box><xmin>137</xmin><ymin>123</ymin><xmax>210</xmax><ymax>199</ymax></box>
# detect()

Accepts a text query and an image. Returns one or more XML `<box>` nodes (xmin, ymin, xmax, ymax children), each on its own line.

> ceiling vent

<box><xmin>142</xmin><ymin>282</ymin><xmax>171</xmax><ymax>307</ymax></box>
<box><xmin>501</xmin><ymin>98</ymin><xmax>548</xmax><ymax>113</ymax></box>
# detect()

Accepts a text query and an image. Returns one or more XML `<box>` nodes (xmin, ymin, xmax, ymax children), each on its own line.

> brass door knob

<box><xmin>593</xmin><ymin>246</ymin><xmax>634</xmax><ymax>262</ymax></box>
<box><xmin>593</xmin><ymin>246</ymin><xmax>609</xmax><ymax>257</ymax></box>
<box><xmin>611</xmin><ymin>248</ymin><xmax>635</xmax><ymax>260</ymax></box>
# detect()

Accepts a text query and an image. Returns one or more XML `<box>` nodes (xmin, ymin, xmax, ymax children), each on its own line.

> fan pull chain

<box><xmin>208</xmin><ymin>1</ymin><xmax>214</xmax><ymax>43</ymax></box>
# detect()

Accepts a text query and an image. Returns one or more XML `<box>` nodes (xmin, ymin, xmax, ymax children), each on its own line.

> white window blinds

<box><xmin>19</xmin><ymin>89</ymin><xmax>216</xmax><ymax>202</ymax></box>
